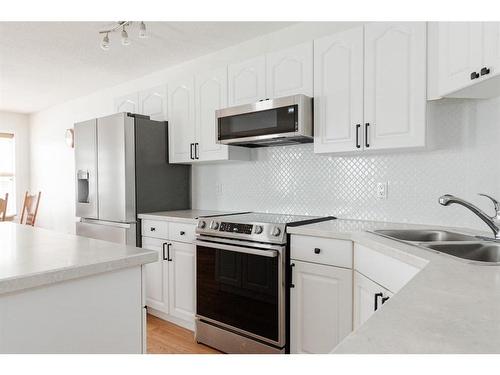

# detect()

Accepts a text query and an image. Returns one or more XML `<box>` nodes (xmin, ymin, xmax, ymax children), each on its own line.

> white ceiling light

<box><xmin>121</xmin><ymin>27</ymin><xmax>130</xmax><ymax>46</ymax></box>
<box><xmin>100</xmin><ymin>33</ymin><xmax>109</xmax><ymax>50</ymax></box>
<box><xmin>139</xmin><ymin>21</ymin><xmax>147</xmax><ymax>39</ymax></box>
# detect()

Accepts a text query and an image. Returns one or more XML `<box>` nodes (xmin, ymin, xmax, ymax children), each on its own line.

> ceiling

<box><xmin>0</xmin><ymin>22</ymin><xmax>295</xmax><ymax>114</ymax></box>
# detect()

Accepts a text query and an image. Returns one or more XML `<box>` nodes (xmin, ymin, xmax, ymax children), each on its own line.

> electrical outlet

<box><xmin>376</xmin><ymin>182</ymin><xmax>388</xmax><ymax>200</ymax></box>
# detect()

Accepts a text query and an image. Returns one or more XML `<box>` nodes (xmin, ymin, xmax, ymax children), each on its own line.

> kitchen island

<box><xmin>0</xmin><ymin>222</ymin><xmax>157</xmax><ymax>354</ymax></box>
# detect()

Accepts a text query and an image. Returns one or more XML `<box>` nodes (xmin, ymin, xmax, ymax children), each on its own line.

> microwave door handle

<box><xmin>193</xmin><ymin>240</ymin><xmax>278</xmax><ymax>258</ymax></box>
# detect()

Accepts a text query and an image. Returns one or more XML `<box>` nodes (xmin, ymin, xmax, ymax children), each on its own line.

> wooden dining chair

<box><xmin>20</xmin><ymin>191</ymin><xmax>41</xmax><ymax>226</ymax></box>
<box><xmin>0</xmin><ymin>193</ymin><xmax>8</xmax><ymax>221</ymax></box>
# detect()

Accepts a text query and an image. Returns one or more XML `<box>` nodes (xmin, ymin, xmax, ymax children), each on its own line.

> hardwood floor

<box><xmin>147</xmin><ymin>314</ymin><xmax>221</xmax><ymax>354</ymax></box>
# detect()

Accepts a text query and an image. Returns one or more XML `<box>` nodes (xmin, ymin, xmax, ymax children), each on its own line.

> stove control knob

<box><xmin>254</xmin><ymin>225</ymin><xmax>264</xmax><ymax>234</ymax></box>
<box><xmin>271</xmin><ymin>227</ymin><xmax>281</xmax><ymax>237</ymax></box>
<box><xmin>198</xmin><ymin>220</ymin><xmax>207</xmax><ymax>229</ymax></box>
<box><xmin>210</xmin><ymin>221</ymin><xmax>219</xmax><ymax>230</ymax></box>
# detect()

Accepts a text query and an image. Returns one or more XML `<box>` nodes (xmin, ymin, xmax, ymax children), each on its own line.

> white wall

<box><xmin>0</xmin><ymin>111</ymin><xmax>30</xmax><ymax>216</ymax></box>
<box><xmin>29</xmin><ymin>22</ymin><xmax>363</xmax><ymax>233</ymax></box>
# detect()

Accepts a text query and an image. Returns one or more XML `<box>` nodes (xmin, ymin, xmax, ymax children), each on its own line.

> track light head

<box><xmin>139</xmin><ymin>21</ymin><xmax>147</xmax><ymax>38</ymax></box>
<box><xmin>100</xmin><ymin>33</ymin><xmax>110</xmax><ymax>50</ymax></box>
<box><xmin>121</xmin><ymin>27</ymin><xmax>130</xmax><ymax>46</ymax></box>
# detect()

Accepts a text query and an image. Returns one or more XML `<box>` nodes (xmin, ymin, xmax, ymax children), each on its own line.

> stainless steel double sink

<box><xmin>373</xmin><ymin>229</ymin><xmax>500</xmax><ymax>264</ymax></box>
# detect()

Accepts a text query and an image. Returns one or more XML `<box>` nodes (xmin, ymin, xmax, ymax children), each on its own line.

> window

<box><xmin>0</xmin><ymin>132</ymin><xmax>15</xmax><ymax>215</ymax></box>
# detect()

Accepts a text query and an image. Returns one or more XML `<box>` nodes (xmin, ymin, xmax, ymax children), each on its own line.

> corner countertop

<box><xmin>287</xmin><ymin>218</ymin><xmax>500</xmax><ymax>353</ymax></box>
<box><xmin>137</xmin><ymin>209</ymin><xmax>237</xmax><ymax>224</ymax></box>
<box><xmin>0</xmin><ymin>223</ymin><xmax>157</xmax><ymax>295</ymax></box>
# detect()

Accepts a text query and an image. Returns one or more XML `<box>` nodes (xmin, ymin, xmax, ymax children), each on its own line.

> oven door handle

<box><xmin>194</xmin><ymin>240</ymin><xmax>278</xmax><ymax>258</ymax></box>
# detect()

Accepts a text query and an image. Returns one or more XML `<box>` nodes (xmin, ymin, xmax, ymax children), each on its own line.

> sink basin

<box><xmin>374</xmin><ymin>229</ymin><xmax>477</xmax><ymax>242</ymax></box>
<box><xmin>422</xmin><ymin>242</ymin><xmax>500</xmax><ymax>263</ymax></box>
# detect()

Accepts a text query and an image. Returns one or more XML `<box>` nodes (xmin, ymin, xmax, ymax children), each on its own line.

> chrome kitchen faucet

<box><xmin>439</xmin><ymin>193</ymin><xmax>500</xmax><ymax>240</ymax></box>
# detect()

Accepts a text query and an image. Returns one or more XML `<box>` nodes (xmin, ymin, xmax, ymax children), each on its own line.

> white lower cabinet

<box><xmin>142</xmin><ymin>237</ymin><xmax>168</xmax><ymax>313</ymax></box>
<box><xmin>168</xmin><ymin>241</ymin><xmax>196</xmax><ymax>323</ymax></box>
<box><xmin>141</xmin><ymin>220</ymin><xmax>196</xmax><ymax>330</ymax></box>
<box><xmin>290</xmin><ymin>260</ymin><xmax>352</xmax><ymax>354</ymax></box>
<box><xmin>353</xmin><ymin>271</ymin><xmax>393</xmax><ymax>330</ymax></box>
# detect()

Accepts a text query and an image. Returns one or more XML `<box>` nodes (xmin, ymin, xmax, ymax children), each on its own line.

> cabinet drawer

<box><xmin>142</xmin><ymin>220</ymin><xmax>169</xmax><ymax>239</ymax></box>
<box><xmin>290</xmin><ymin>235</ymin><xmax>353</xmax><ymax>268</ymax></box>
<box><xmin>169</xmin><ymin>222</ymin><xmax>196</xmax><ymax>243</ymax></box>
<box><xmin>354</xmin><ymin>243</ymin><xmax>420</xmax><ymax>293</ymax></box>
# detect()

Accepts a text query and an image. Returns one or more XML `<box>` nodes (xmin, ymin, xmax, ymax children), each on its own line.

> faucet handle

<box><xmin>478</xmin><ymin>193</ymin><xmax>500</xmax><ymax>214</ymax></box>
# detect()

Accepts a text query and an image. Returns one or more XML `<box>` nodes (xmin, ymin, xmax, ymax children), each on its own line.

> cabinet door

<box><xmin>313</xmin><ymin>27</ymin><xmax>364</xmax><ymax>154</ymax></box>
<box><xmin>290</xmin><ymin>260</ymin><xmax>352</xmax><ymax>354</ymax></box>
<box><xmin>353</xmin><ymin>271</ymin><xmax>393</xmax><ymax>330</ymax></box>
<box><xmin>364</xmin><ymin>22</ymin><xmax>427</xmax><ymax>150</ymax></box>
<box><xmin>266</xmin><ymin>42</ymin><xmax>313</xmax><ymax>98</ymax></box>
<box><xmin>195</xmin><ymin>67</ymin><xmax>229</xmax><ymax>161</ymax></box>
<box><xmin>139</xmin><ymin>85</ymin><xmax>167</xmax><ymax>121</ymax></box>
<box><xmin>228</xmin><ymin>56</ymin><xmax>266</xmax><ymax>106</ymax></box>
<box><xmin>168</xmin><ymin>241</ymin><xmax>196</xmax><ymax>323</ymax></box>
<box><xmin>438</xmin><ymin>22</ymin><xmax>483</xmax><ymax>95</ymax></box>
<box><xmin>142</xmin><ymin>237</ymin><xmax>168</xmax><ymax>313</ymax></box>
<box><xmin>114</xmin><ymin>93</ymin><xmax>139</xmax><ymax>113</ymax></box>
<box><xmin>168</xmin><ymin>76</ymin><xmax>196</xmax><ymax>163</ymax></box>
<box><xmin>483</xmin><ymin>22</ymin><xmax>500</xmax><ymax>78</ymax></box>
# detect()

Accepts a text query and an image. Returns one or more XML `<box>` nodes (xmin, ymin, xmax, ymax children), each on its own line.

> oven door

<box><xmin>194</xmin><ymin>238</ymin><xmax>285</xmax><ymax>347</ymax></box>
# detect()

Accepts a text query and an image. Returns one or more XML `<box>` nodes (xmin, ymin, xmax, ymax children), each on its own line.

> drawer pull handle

<box><xmin>180</xmin><ymin>231</ymin><xmax>185</xmax><ymax>235</ymax></box>
<box><xmin>374</xmin><ymin>292</ymin><xmax>383</xmax><ymax>311</ymax></box>
<box><xmin>150</xmin><ymin>227</ymin><xmax>156</xmax><ymax>232</ymax></box>
<box><xmin>314</xmin><ymin>247</ymin><xmax>321</xmax><ymax>254</ymax></box>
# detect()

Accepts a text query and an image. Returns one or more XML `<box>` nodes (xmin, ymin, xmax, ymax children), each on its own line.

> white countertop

<box><xmin>138</xmin><ymin>209</ymin><xmax>237</xmax><ymax>223</ymax></box>
<box><xmin>288</xmin><ymin>219</ymin><xmax>500</xmax><ymax>353</ymax></box>
<box><xmin>0</xmin><ymin>223</ymin><xmax>157</xmax><ymax>295</ymax></box>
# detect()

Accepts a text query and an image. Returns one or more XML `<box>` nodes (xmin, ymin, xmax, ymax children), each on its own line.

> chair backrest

<box><xmin>20</xmin><ymin>191</ymin><xmax>41</xmax><ymax>226</ymax></box>
<box><xmin>0</xmin><ymin>193</ymin><xmax>8</xmax><ymax>221</ymax></box>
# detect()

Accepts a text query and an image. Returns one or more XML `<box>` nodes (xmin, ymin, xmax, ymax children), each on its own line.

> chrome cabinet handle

<box><xmin>195</xmin><ymin>143</ymin><xmax>199</xmax><ymax>160</ymax></box>
<box><xmin>167</xmin><ymin>243</ymin><xmax>172</xmax><ymax>261</ymax></box>
<box><xmin>374</xmin><ymin>292</ymin><xmax>383</xmax><ymax>311</ymax></box>
<box><xmin>162</xmin><ymin>243</ymin><xmax>168</xmax><ymax>261</ymax></box>
<box><xmin>314</xmin><ymin>247</ymin><xmax>321</xmax><ymax>254</ymax></box>
<box><xmin>150</xmin><ymin>227</ymin><xmax>156</xmax><ymax>232</ymax></box>
<box><xmin>470</xmin><ymin>71</ymin><xmax>480</xmax><ymax>80</ymax></box>
<box><xmin>290</xmin><ymin>263</ymin><xmax>295</xmax><ymax>288</ymax></box>
<box><xmin>190</xmin><ymin>143</ymin><xmax>195</xmax><ymax>160</ymax></box>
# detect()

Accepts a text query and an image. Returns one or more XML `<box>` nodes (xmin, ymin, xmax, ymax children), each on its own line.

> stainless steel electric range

<box><xmin>194</xmin><ymin>212</ymin><xmax>335</xmax><ymax>354</ymax></box>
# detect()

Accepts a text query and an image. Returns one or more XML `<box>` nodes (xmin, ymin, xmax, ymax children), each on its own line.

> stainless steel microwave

<box><xmin>215</xmin><ymin>94</ymin><xmax>313</xmax><ymax>147</ymax></box>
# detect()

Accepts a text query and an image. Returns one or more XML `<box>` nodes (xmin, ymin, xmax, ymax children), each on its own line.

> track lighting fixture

<box><xmin>99</xmin><ymin>21</ymin><xmax>147</xmax><ymax>50</ymax></box>
<box><xmin>139</xmin><ymin>21</ymin><xmax>147</xmax><ymax>39</ymax></box>
<box><xmin>121</xmin><ymin>27</ymin><xmax>130</xmax><ymax>46</ymax></box>
<box><xmin>100</xmin><ymin>33</ymin><xmax>110</xmax><ymax>50</ymax></box>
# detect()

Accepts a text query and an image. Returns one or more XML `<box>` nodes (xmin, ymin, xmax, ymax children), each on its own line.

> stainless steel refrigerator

<box><xmin>74</xmin><ymin>112</ymin><xmax>190</xmax><ymax>246</ymax></box>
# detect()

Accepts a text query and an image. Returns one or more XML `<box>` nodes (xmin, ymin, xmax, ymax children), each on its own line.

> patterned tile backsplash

<box><xmin>192</xmin><ymin>98</ymin><xmax>500</xmax><ymax>231</ymax></box>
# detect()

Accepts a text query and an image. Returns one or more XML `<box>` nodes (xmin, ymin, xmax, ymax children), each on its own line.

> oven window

<box><xmin>196</xmin><ymin>246</ymin><xmax>279</xmax><ymax>342</ymax></box>
<box><xmin>218</xmin><ymin>105</ymin><xmax>298</xmax><ymax>140</ymax></box>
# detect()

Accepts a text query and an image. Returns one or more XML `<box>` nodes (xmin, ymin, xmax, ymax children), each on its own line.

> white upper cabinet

<box><xmin>114</xmin><ymin>93</ymin><xmax>139</xmax><ymax>113</ymax></box>
<box><xmin>195</xmin><ymin>67</ymin><xmax>230</xmax><ymax>162</ymax></box>
<box><xmin>482</xmin><ymin>22</ymin><xmax>500</xmax><ymax>77</ymax></box>
<box><xmin>266</xmin><ymin>42</ymin><xmax>313</xmax><ymax>98</ymax></box>
<box><xmin>168</xmin><ymin>76</ymin><xmax>196</xmax><ymax>164</ymax></box>
<box><xmin>434</xmin><ymin>22</ymin><xmax>500</xmax><ymax>98</ymax></box>
<box><xmin>314</xmin><ymin>27</ymin><xmax>364</xmax><ymax>153</ymax></box>
<box><xmin>228</xmin><ymin>56</ymin><xmax>266</xmax><ymax>106</ymax></box>
<box><xmin>437</xmin><ymin>22</ymin><xmax>483</xmax><ymax>95</ymax></box>
<box><xmin>139</xmin><ymin>85</ymin><xmax>168</xmax><ymax>121</ymax></box>
<box><xmin>364</xmin><ymin>22</ymin><xmax>427</xmax><ymax>150</ymax></box>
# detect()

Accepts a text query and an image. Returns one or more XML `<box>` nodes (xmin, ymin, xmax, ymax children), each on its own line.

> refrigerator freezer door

<box><xmin>76</xmin><ymin>219</ymin><xmax>137</xmax><ymax>246</ymax></box>
<box><xmin>97</xmin><ymin>113</ymin><xmax>136</xmax><ymax>223</ymax></box>
<box><xmin>75</xmin><ymin>119</ymin><xmax>98</xmax><ymax>219</ymax></box>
